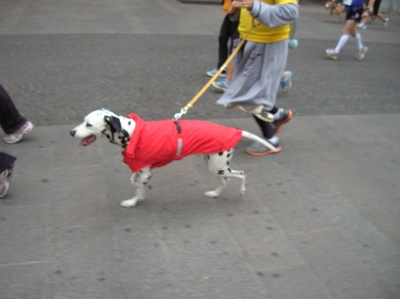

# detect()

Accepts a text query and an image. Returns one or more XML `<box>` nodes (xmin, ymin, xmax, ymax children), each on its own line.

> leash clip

<box><xmin>173</xmin><ymin>108</ymin><xmax>187</xmax><ymax>122</ymax></box>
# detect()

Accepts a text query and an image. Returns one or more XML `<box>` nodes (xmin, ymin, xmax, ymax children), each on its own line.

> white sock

<box><xmin>354</xmin><ymin>33</ymin><xmax>364</xmax><ymax>50</ymax></box>
<box><xmin>267</xmin><ymin>136</ymin><xmax>279</xmax><ymax>146</ymax></box>
<box><xmin>273</xmin><ymin>108</ymin><xmax>284</xmax><ymax>120</ymax></box>
<box><xmin>335</xmin><ymin>35</ymin><xmax>349</xmax><ymax>53</ymax></box>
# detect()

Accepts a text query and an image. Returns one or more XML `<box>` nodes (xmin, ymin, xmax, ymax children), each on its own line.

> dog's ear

<box><xmin>104</xmin><ymin>115</ymin><xmax>123</xmax><ymax>133</ymax></box>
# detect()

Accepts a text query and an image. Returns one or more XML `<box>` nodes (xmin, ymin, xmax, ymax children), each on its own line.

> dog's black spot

<box><xmin>218</xmin><ymin>170</ymin><xmax>225</xmax><ymax>175</ymax></box>
<box><xmin>228</xmin><ymin>168</ymin><xmax>232</xmax><ymax>173</ymax></box>
<box><xmin>227</xmin><ymin>153</ymin><xmax>231</xmax><ymax>158</ymax></box>
<box><xmin>206</xmin><ymin>155</ymin><xmax>210</xmax><ymax>160</ymax></box>
<box><xmin>218</xmin><ymin>152</ymin><xmax>223</xmax><ymax>156</ymax></box>
<box><xmin>226</xmin><ymin>161</ymin><xmax>230</xmax><ymax>166</ymax></box>
<box><xmin>128</xmin><ymin>121</ymin><xmax>132</xmax><ymax>125</ymax></box>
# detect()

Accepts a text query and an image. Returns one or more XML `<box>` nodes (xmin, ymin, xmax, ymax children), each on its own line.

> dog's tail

<box><xmin>241</xmin><ymin>131</ymin><xmax>278</xmax><ymax>152</ymax></box>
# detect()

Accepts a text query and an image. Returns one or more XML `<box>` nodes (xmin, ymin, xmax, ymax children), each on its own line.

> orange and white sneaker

<box><xmin>245</xmin><ymin>137</ymin><xmax>282</xmax><ymax>156</ymax></box>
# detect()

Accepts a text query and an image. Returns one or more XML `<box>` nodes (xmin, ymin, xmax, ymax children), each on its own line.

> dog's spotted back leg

<box><xmin>204</xmin><ymin>149</ymin><xmax>246</xmax><ymax>198</ymax></box>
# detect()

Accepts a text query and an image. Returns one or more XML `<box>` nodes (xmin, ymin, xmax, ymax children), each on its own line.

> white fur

<box><xmin>71</xmin><ymin>109</ymin><xmax>277</xmax><ymax>207</ymax></box>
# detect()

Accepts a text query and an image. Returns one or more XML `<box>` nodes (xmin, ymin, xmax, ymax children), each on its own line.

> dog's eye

<box><xmin>86</xmin><ymin>123</ymin><xmax>93</xmax><ymax>127</ymax></box>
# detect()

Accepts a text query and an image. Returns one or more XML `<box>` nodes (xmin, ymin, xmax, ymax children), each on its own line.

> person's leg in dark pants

<box><xmin>0</xmin><ymin>84</ymin><xmax>26</xmax><ymax>134</ymax></box>
<box><xmin>0</xmin><ymin>84</ymin><xmax>33</xmax><ymax>143</ymax></box>
<box><xmin>217</xmin><ymin>14</ymin><xmax>233</xmax><ymax>69</ymax></box>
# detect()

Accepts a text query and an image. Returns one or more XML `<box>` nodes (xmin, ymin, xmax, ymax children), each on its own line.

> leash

<box><xmin>172</xmin><ymin>19</ymin><xmax>259</xmax><ymax>121</ymax></box>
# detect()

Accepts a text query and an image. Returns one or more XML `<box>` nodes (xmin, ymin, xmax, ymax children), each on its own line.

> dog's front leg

<box><xmin>325</xmin><ymin>11</ymin><xmax>333</xmax><ymax>22</ymax></box>
<box><xmin>120</xmin><ymin>167</ymin><xmax>152</xmax><ymax>208</ymax></box>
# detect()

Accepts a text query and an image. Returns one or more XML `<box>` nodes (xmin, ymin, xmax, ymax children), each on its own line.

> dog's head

<box><xmin>325</xmin><ymin>0</ymin><xmax>336</xmax><ymax>9</ymax></box>
<box><xmin>70</xmin><ymin>109</ymin><xmax>135</xmax><ymax>149</ymax></box>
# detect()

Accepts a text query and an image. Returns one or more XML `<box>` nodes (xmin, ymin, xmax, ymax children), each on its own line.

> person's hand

<box><xmin>231</xmin><ymin>0</ymin><xmax>254</xmax><ymax>10</ymax></box>
<box><xmin>362</xmin><ymin>8</ymin><xmax>372</xmax><ymax>18</ymax></box>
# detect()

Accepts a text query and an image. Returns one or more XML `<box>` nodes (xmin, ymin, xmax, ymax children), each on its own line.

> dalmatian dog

<box><xmin>70</xmin><ymin>109</ymin><xmax>277</xmax><ymax>207</ymax></box>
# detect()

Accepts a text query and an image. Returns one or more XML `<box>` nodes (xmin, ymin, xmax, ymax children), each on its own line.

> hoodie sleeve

<box><xmin>248</xmin><ymin>0</ymin><xmax>298</xmax><ymax>28</ymax></box>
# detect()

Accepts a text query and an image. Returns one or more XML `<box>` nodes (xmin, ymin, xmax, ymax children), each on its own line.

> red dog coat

<box><xmin>122</xmin><ymin>114</ymin><xmax>242</xmax><ymax>172</ymax></box>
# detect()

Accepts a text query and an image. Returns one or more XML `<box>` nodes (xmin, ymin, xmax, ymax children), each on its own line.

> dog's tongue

<box><xmin>79</xmin><ymin>135</ymin><xmax>97</xmax><ymax>147</ymax></box>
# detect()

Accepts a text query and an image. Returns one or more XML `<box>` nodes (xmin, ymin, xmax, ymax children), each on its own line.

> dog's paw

<box><xmin>120</xmin><ymin>199</ymin><xmax>138</xmax><ymax>208</ymax></box>
<box><xmin>204</xmin><ymin>190</ymin><xmax>220</xmax><ymax>198</ymax></box>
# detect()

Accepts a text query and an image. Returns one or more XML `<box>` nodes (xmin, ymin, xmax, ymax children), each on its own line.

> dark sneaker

<box><xmin>245</xmin><ymin>139</ymin><xmax>282</xmax><ymax>156</ymax></box>
<box><xmin>270</xmin><ymin>109</ymin><xmax>293</xmax><ymax>136</ymax></box>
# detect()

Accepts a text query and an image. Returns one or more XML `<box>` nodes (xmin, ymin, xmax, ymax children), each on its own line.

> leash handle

<box><xmin>172</xmin><ymin>20</ymin><xmax>259</xmax><ymax>121</ymax></box>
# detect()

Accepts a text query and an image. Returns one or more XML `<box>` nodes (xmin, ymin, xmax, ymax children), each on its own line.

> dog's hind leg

<box><xmin>204</xmin><ymin>149</ymin><xmax>246</xmax><ymax>198</ymax></box>
<box><xmin>121</xmin><ymin>167</ymin><xmax>152</xmax><ymax>208</ymax></box>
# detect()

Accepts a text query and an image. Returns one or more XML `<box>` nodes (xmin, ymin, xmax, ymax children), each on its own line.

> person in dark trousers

<box><xmin>0</xmin><ymin>84</ymin><xmax>34</xmax><ymax>144</ymax></box>
<box><xmin>206</xmin><ymin>0</ymin><xmax>239</xmax><ymax>78</ymax></box>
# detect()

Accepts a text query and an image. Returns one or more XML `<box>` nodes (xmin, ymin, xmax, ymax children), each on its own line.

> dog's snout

<box><xmin>70</xmin><ymin>130</ymin><xmax>76</xmax><ymax>137</ymax></box>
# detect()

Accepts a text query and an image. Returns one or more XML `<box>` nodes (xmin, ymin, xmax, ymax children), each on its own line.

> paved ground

<box><xmin>0</xmin><ymin>1</ymin><xmax>399</xmax><ymax>299</ymax></box>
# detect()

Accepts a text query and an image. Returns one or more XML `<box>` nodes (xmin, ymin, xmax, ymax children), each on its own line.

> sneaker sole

<box><xmin>238</xmin><ymin>106</ymin><xmax>275</xmax><ymax>122</ymax></box>
<box><xmin>274</xmin><ymin>110</ymin><xmax>293</xmax><ymax>135</ymax></box>
<box><xmin>211</xmin><ymin>82</ymin><xmax>227</xmax><ymax>92</ymax></box>
<box><xmin>207</xmin><ymin>72</ymin><xmax>226</xmax><ymax>78</ymax></box>
<box><xmin>245</xmin><ymin>146</ymin><xmax>282</xmax><ymax>156</ymax></box>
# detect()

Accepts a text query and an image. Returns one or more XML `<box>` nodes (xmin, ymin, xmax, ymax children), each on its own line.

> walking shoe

<box><xmin>356</xmin><ymin>47</ymin><xmax>368</xmax><ymax>60</ymax></box>
<box><xmin>245</xmin><ymin>138</ymin><xmax>281</xmax><ymax>156</ymax></box>
<box><xmin>325</xmin><ymin>48</ymin><xmax>338</xmax><ymax>60</ymax></box>
<box><xmin>212</xmin><ymin>78</ymin><xmax>229</xmax><ymax>92</ymax></box>
<box><xmin>206</xmin><ymin>68</ymin><xmax>226</xmax><ymax>78</ymax></box>
<box><xmin>383</xmin><ymin>18</ymin><xmax>389</xmax><ymax>27</ymax></box>
<box><xmin>280</xmin><ymin>71</ymin><xmax>293</xmax><ymax>93</ymax></box>
<box><xmin>270</xmin><ymin>109</ymin><xmax>293</xmax><ymax>136</ymax></box>
<box><xmin>357</xmin><ymin>22</ymin><xmax>367</xmax><ymax>29</ymax></box>
<box><xmin>0</xmin><ymin>169</ymin><xmax>11</xmax><ymax>198</ymax></box>
<box><xmin>237</xmin><ymin>105</ymin><xmax>275</xmax><ymax>122</ymax></box>
<box><xmin>3</xmin><ymin>121</ymin><xmax>34</xmax><ymax>144</ymax></box>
